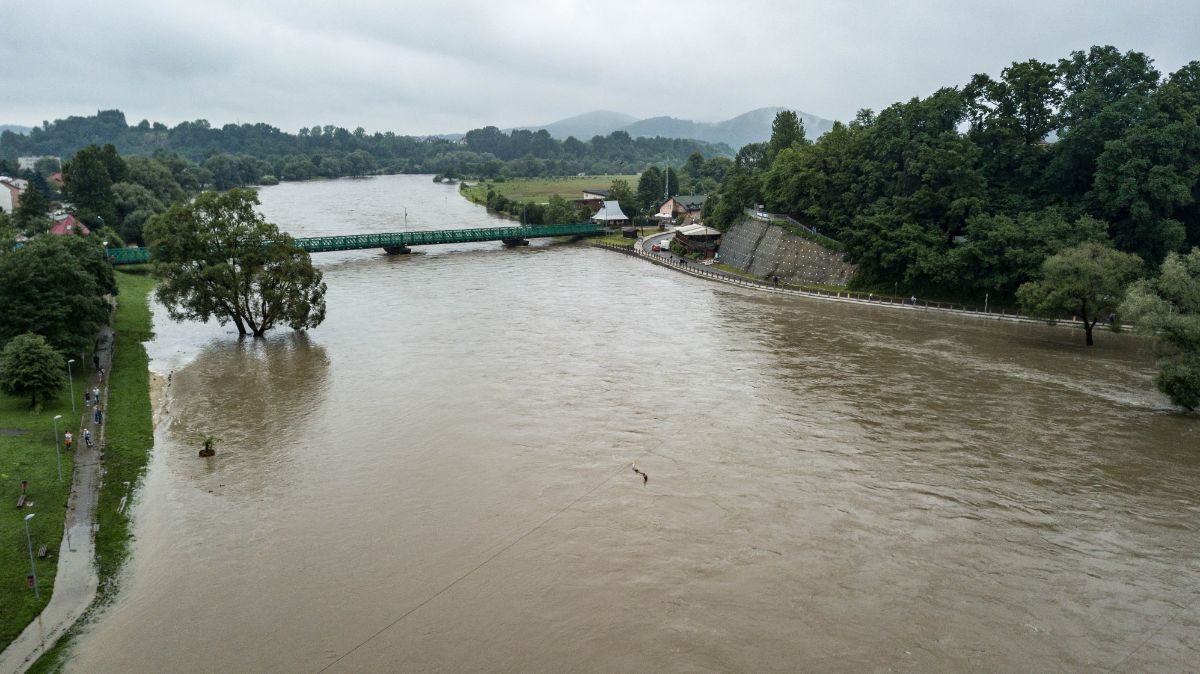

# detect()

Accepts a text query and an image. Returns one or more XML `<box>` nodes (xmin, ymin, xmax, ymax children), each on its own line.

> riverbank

<box><xmin>18</xmin><ymin>270</ymin><xmax>157</xmax><ymax>673</ymax></box>
<box><xmin>460</xmin><ymin>175</ymin><xmax>637</xmax><ymax>205</ymax></box>
<box><xmin>599</xmin><ymin>235</ymin><xmax>1105</xmax><ymax>331</ymax></box>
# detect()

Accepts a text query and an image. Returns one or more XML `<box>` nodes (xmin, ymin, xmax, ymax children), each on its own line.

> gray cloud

<box><xmin>1</xmin><ymin>0</ymin><xmax>1196</xmax><ymax>135</ymax></box>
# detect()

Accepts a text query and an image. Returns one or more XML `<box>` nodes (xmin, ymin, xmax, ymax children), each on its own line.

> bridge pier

<box><xmin>501</xmin><ymin>238</ymin><xmax>530</xmax><ymax>247</ymax></box>
<box><xmin>383</xmin><ymin>245</ymin><xmax>412</xmax><ymax>255</ymax></box>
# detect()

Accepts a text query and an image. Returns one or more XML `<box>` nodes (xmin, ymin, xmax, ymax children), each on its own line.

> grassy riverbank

<box><xmin>0</xmin><ymin>367</ymin><xmax>83</xmax><ymax>649</ymax></box>
<box><xmin>94</xmin><ymin>271</ymin><xmax>156</xmax><ymax>595</ymax></box>
<box><xmin>461</xmin><ymin>174</ymin><xmax>637</xmax><ymax>205</ymax></box>
<box><xmin>24</xmin><ymin>270</ymin><xmax>157</xmax><ymax>673</ymax></box>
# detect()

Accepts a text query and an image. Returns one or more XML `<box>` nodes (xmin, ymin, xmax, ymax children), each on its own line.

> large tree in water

<box><xmin>146</xmin><ymin>189</ymin><xmax>327</xmax><ymax>338</ymax></box>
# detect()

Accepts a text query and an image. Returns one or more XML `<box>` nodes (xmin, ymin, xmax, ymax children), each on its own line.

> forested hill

<box><xmin>0</xmin><ymin>110</ymin><xmax>733</xmax><ymax>179</ymax></box>
<box><xmin>705</xmin><ymin>45</ymin><xmax>1200</xmax><ymax>299</ymax></box>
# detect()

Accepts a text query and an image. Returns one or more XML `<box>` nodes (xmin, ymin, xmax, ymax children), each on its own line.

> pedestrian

<box><xmin>93</xmin><ymin>353</ymin><xmax>100</xmax><ymax>369</ymax></box>
<box><xmin>98</xmin><ymin>367</ymin><xmax>105</xmax><ymax>382</ymax></box>
<box><xmin>64</xmin><ymin>431</ymin><xmax>73</xmax><ymax>449</ymax></box>
<box><xmin>92</xmin><ymin>386</ymin><xmax>100</xmax><ymax>404</ymax></box>
<box><xmin>84</xmin><ymin>429</ymin><xmax>93</xmax><ymax>448</ymax></box>
<box><xmin>911</xmin><ymin>295</ymin><xmax>917</xmax><ymax>306</ymax></box>
<box><xmin>94</xmin><ymin>408</ymin><xmax>103</xmax><ymax>425</ymax></box>
<box><xmin>773</xmin><ymin>275</ymin><xmax>779</xmax><ymax>288</ymax></box>
<box><xmin>84</xmin><ymin>390</ymin><xmax>92</xmax><ymax>407</ymax></box>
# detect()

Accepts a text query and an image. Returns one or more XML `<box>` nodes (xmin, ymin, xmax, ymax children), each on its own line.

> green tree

<box><xmin>0</xmin><ymin>333</ymin><xmax>67</xmax><ymax>408</ymax></box>
<box><xmin>0</xmin><ymin>237</ymin><xmax>110</xmax><ymax>353</ymax></box>
<box><xmin>607</xmin><ymin>179</ymin><xmax>637</xmax><ymax>223</ymax></box>
<box><xmin>13</xmin><ymin>179</ymin><xmax>52</xmax><ymax>234</ymax></box>
<box><xmin>1121</xmin><ymin>247</ymin><xmax>1200</xmax><ymax>410</ymax></box>
<box><xmin>112</xmin><ymin>181</ymin><xmax>166</xmax><ymax>243</ymax></box>
<box><xmin>767</xmin><ymin>110</ymin><xmax>808</xmax><ymax>161</ymax></box>
<box><xmin>63</xmin><ymin>144</ymin><xmax>119</xmax><ymax>228</ymax></box>
<box><xmin>145</xmin><ymin>189</ymin><xmax>328</xmax><ymax>338</ymax></box>
<box><xmin>1017</xmin><ymin>242</ymin><xmax>1143</xmax><ymax>345</ymax></box>
<box><xmin>636</xmin><ymin>167</ymin><xmax>665</xmax><ymax>213</ymax></box>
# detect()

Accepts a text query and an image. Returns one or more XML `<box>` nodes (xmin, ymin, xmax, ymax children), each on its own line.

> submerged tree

<box><xmin>1121</xmin><ymin>247</ymin><xmax>1200</xmax><ymax>410</ymax></box>
<box><xmin>146</xmin><ymin>189</ymin><xmax>327</xmax><ymax>338</ymax></box>
<box><xmin>1017</xmin><ymin>242</ymin><xmax>1143</xmax><ymax>346</ymax></box>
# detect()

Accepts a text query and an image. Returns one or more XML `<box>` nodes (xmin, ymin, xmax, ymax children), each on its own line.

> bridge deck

<box><xmin>107</xmin><ymin>222</ymin><xmax>607</xmax><ymax>265</ymax></box>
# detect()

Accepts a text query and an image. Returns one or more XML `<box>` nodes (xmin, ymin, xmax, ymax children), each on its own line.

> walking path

<box><xmin>0</xmin><ymin>325</ymin><xmax>113</xmax><ymax>674</ymax></box>
<box><xmin>596</xmin><ymin>233</ymin><xmax>1063</xmax><ymax>328</ymax></box>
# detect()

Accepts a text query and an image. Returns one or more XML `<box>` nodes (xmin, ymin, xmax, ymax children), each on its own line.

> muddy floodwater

<box><xmin>64</xmin><ymin>175</ymin><xmax>1198</xmax><ymax>672</ymax></box>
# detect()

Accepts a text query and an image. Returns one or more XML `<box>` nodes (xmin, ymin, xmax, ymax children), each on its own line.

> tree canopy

<box><xmin>704</xmin><ymin>46</ymin><xmax>1200</xmax><ymax>299</ymax></box>
<box><xmin>1016</xmin><ymin>242</ymin><xmax>1143</xmax><ymax>345</ymax></box>
<box><xmin>0</xmin><ymin>236</ymin><xmax>111</xmax><ymax>354</ymax></box>
<box><xmin>146</xmin><ymin>189</ymin><xmax>327</xmax><ymax>338</ymax></box>
<box><xmin>1122</xmin><ymin>247</ymin><xmax>1200</xmax><ymax>410</ymax></box>
<box><xmin>0</xmin><ymin>332</ymin><xmax>67</xmax><ymax>408</ymax></box>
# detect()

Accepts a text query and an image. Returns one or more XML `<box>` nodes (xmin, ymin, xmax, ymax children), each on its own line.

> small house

<box><xmin>673</xmin><ymin>223</ymin><xmax>721</xmax><ymax>257</ymax></box>
<box><xmin>590</xmin><ymin>200</ymin><xmax>630</xmax><ymax>228</ymax></box>
<box><xmin>657</xmin><ymin>194</ymin><xmax>707</xmax><ymax>224</ymax></box>
<box><xmin>49</xmin><ymin>213</ymin><xmax>90</xmax><ymax>236</ymax></box>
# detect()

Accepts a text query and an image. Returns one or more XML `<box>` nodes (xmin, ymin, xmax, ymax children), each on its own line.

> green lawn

<box><xmin>0</xmin><ymin>344</ymin><xmax>88</xmax><ymax>649</ymax></box>
<box><xmin>461</xmin><ymin>175</ymin><xmax>639</xmax><ymax>205</ymax></box>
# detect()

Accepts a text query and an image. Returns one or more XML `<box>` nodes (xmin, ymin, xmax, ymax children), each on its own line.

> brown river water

<box><xmin>63</xmin><ymin>175</ymin><xmax>1198</xmax><ymax>672</ymax></box>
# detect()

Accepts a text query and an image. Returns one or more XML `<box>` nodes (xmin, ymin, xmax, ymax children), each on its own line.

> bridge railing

<box><xmin>107</xmin><ymin>223</ymin><xmax>607</xmax><ymax>264</ymax></box>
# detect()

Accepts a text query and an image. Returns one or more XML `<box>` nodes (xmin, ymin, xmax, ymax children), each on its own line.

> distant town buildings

<box><xmin>17</xmin><ymin>156</ymin><xmax>59</xmax><ymax>171</ymax></box>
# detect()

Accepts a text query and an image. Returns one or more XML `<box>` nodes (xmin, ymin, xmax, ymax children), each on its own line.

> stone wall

<box><xmin>718</xmin><ymin>217</ymin><xmax>855</xmax><ymax>285</ymax></box>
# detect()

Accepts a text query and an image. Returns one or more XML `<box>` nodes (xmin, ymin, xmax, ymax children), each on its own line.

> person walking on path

<box><xmin>93</xmin><ymin>352</ymin><xmax>100</xmax><ymax>369</ymax></box>
<box><xmin>94</xmin><ymin>407</ymin><xmax>103</xmax><ymax>425</ymax></box>
<box><xmin>84</xmin><ymin>390</ymin><xmax>92</xmax><ymax>407</ymax></box>
<box><xmin>64</xmin><ymin>431</ymin><xmax>73</xmax><ymax>450</ymax></box>
<box><xmin>84</xmin><ymin>428</ymin><xmax>93</xmax><ymax>448</ymax></box>
<box><xmin>92</xmin><ymin>386</ymin><xmax>100</xmax><ymax>404</ymax></box>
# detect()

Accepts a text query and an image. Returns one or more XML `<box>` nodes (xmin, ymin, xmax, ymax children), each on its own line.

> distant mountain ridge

<box><xmin>513</xmin><ymin>110</ymin><xmax>638</xmax><ymax>142</ymax></box>
<box><xmin>515</xmin><ymin>107</ymin><xmax>835</xmax><ymax>149</ymax></box>
<box><xmin>0</xmin><ymin>124</ymin><xmax>32</xmax><ymax>135</ymax></box>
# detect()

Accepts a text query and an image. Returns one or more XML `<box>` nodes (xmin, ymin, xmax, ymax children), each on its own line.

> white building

<box><xmin>589</xmin><ymin>200</ymin><xmax>630</xmax><ymax>227</ymax></box>
<box><xmin>0</xmin><ymin>177</ymin><xmax>24</xmax><ymax>214</ymax></box>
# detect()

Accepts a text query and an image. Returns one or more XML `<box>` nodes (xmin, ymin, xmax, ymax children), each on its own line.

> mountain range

<box><xmin>0</xmin><ymin>124</ymin><xmax>32</xmax><ymax>135</ymax></box>
<box><xmin>515</xmin><ymin>107</ymin><xmax>835</xmax><ymax>149</ymax></box>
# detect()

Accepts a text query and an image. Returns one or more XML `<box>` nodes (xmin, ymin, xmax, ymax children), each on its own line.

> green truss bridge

<box><xmin>105</xmin><ymin>222</ymin><xmax>608</xmax><ymax>265</ymax></box>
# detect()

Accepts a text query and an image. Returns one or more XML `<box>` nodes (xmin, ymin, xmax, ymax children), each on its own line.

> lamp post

<box><xmin>67</xmin><ymin>358</ymin><xmax>76</xmax><ymax>414</ymax></box>
<box><xmin>52</xmin><ymin>414</ymin><xmax>63</xmax><ymax>482</ymax></box>
<box><xmin>24</xmin><ymin>513</ymin><xmax>39</xmax><ymax>599</ymax></box>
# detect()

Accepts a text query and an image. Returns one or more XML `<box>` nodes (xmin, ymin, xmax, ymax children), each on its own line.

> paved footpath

<box><xmin>0</xmin><ymin>324</ymin><xmax>114</xmax><ymax>674</ymax></box>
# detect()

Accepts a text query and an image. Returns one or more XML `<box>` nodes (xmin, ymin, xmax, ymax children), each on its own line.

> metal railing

<box><xmin>591</xmin><ymin>241</ymin><xmax>1096</xmax><ymax>328</ymax></box>
<box><xmin>743</xmin><ymin>208</ymin><xmax>844</xmax><ymax>251</ymax></box>
<box><xmin>107</xmin><ymin>223</ymin><xmax>607</xmax><ymax>265</ymax></box>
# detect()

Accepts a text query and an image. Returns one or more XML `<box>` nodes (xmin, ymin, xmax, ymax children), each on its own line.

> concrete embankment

<box><xmin>717</xmin><ymin>214</ymin><xmax>855</xmax><ymax>285</ymax></box>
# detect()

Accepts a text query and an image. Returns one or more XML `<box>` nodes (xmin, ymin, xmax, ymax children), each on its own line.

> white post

<box><xmin>67</xmin><ymin>359</ymin><xmax>76</xmax><ymax>414</ymax></box>
<box><xmin>24</xmin><ymin>513</ymin><xmax>39</xmax><ymax>599</ymax></box>
<box><xmin>53</xmin><ymin>414</ymin><xmax>63</xmax><ymax>482</ymax></box>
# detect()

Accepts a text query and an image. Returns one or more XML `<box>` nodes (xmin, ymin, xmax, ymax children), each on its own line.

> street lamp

<box><xmin>24</xmin><ymin>513</ymin><xmax>39</xmax><ymax>599</ymax></box>
<box><xmin>52</xmin><ymin>414</ymin><xmax>63</xmax><ymax>482</ymax></box>
<box><xmin>67</xmin><ymin>358</ymin><xmax>76</xmax><ymax>414</ymax></box>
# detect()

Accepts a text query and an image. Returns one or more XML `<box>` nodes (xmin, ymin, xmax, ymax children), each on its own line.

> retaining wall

<box><xmin>718</xmin><ymin>217</ymin><xmax>855</xmax><ymax>285</ymax></box>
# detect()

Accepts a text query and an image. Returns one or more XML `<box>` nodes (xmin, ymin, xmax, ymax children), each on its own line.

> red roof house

<box><xmin>49</xmin><ymin>213</ymin><xmax>91</xmax><ymax>236</ymax></box>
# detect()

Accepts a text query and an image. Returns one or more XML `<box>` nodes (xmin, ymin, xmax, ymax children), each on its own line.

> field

<box><xmin>461</xmin><ymin>174</ymin><xmax>639</xmax><ymax>205</ymax></box>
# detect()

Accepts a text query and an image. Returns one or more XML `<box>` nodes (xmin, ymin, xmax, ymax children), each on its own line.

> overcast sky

<box><xmin>1</xmin><ymin>0</ymin><xmax>1196</xmax><ymax>135</ymax></box>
